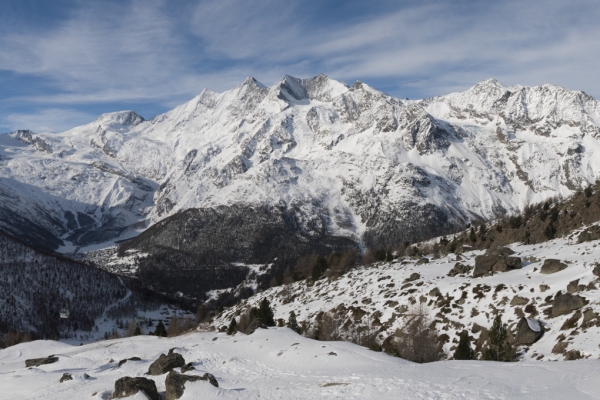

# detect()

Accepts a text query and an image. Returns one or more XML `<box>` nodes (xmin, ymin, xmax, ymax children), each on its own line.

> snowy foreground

<box><xmin>1</xmin><ymin>328</ymin><xmax>600</xmax><ymax>400</ymax></box>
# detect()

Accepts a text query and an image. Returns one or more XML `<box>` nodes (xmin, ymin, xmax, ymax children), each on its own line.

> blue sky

<box><xmin>0</xmin><ymin>0</ymin><xmax>598</xmax><ymax>132</ymax></box>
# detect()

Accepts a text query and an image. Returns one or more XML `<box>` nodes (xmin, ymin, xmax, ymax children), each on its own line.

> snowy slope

<box><xmin>1</xmin><ymin>75</ymin><xmax>600</xmax><ymax>252</ymax></box>
<box><xmin>2</xmin><ymin>328</ymin><xmax>600</xmax><ymax>400</ymax></box>
<box><xmin>215</xmin><ymin>224</ymin><xmax>600</xmax><ymax>361</ymax></box>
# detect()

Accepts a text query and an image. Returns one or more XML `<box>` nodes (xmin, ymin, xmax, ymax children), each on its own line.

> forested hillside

<box><xmin>0</xmin><ymin>232</ymin><xmax>163</xmax><ymax>343</ymax></box>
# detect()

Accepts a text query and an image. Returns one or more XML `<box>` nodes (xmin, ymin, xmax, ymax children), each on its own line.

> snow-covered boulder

<box><xmin>147</xmin><ymin>351</ymin><xmax>185</xmax><ymax>376</ymax></box>
<box><xmin>165</xmin><ymin>370</ymin><xmax>218</xmax><ymax>400</ymax></box>
<box><xmin>111</xmin><ymin>376</ymin><xmax>159</xmax><ymax>400</ymax></box>
<box><xmin>514</xmin><ymin>317</ymin><xmax>543</xmax><ymax>345</ymax></box>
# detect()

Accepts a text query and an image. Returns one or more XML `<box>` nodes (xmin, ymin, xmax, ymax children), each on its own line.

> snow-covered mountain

<box><xmin>1</xmin><ymin>75</ymin><xmax>599</xmax><ymax>254</ymax></box>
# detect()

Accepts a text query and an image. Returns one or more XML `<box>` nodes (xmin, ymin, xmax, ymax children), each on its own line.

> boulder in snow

<box><xmin>592</xmin><ymin>263</ymin><xmax>600</xmax><ymax>277</ymax></box>
<box><xmin>552</xmin><ymin>293</ymin><xmax>586</xmax><ymax>317</ymax></box>
<box><xmin>448</xmin><ymin>262</ymin><xmax>471</xmax><ymax>277</ymax></box>
<box><xmin>510</xmin><ymin>296</ymin><xmax>528</xmax><ymax>306</ymax></box>
<box><xmin>59</xmin><ymin>373</ymin><xmax>73</xmax><ymax>383</ymax></box>
<box><xmin>577</xmin><ymin>226</ymin><xmax>600</xmax><ymax>243</ymax></box>
<box><xmin>540</xmin><ymin>259</ymin><xmax>568</xmax><ymax>274</ymax></box>
<box><xmin>181</xmin><ymin>362</ymin><xmax>195</xmax><ymax>373</ymax></box>
<box><xmin>567</xmin><ymin>279</ymin><xmax>580</xmax><ymax>293</ymax></box>
<box><xmin>111</xmin><ymin>376</ymin><xmax>159</xmax><ymax>400</ymax></box>
<box><xmin>165</xmin><ymin>370</ymin><xmax>218</xmax><ymax>400</ymax></box>
<box><xmin>514</xmin><ymin>317</ymin><xmax>543</xmax><ymax>345</ymax></box>
<box><xmin>485</xmin><ymin>246</ymin><xmax>515</xmax><ymax>257</ymax></box>
<box><xmin>473</xmin><ymin>254</ymin><xmax>521</xmax><ymax>277</ymax></box>
<box><xmin>147</xmin><ymin>352</ymin><xmax>185</xmax><ymax>375</ymax></box>
<box><xmin>25</xmin><ymin>356</ymin><xmax>58</xmax><ymax>368</ymax></box>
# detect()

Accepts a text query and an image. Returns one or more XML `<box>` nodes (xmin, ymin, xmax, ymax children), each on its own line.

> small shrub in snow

<box><xmin>482</xmin><ymin>314</ymin><xmax>513</xmax><ymax>362</ymax></box>
<box><xmin>453</xmin><ymin>331</ymin><xmax>473</xmax><ymax>360</ymax></box>
<box><xmin>287</xmin><ymin>311</ymin><xmax>301</xmax><ymax>334</ymax></box>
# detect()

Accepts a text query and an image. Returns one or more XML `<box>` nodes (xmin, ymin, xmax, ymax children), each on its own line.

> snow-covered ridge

<box><xmin>1</xmin><ymin>75</ymin><xmax>600</xmax><ymax>252</ymax></box>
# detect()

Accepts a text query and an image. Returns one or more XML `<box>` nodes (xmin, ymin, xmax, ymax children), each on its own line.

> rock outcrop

<box><xmin>147</xmin><ymin>352</ymin><xmax>185</xmax><ymax>376</ymax></box>
<box><xmin>165</xmin><ymin>370</ymin><xmax>218</xmax><ymax>400</ymax></box>
<box><xmin>578</xmin><ymin>226</ymin><xmax>600</xmax><ymax>243</ymax></box>
<box><xmin>473</xmin><ymin>247</ymin><xmax>521</xmax><ymax>277</ymax></box>
<box><xmin>111</xmin><ymin>376</ymin><xmax>160</xmax><ymax>400</ymax></box>
<box><xmin>510</xmin><ymin>296</ymin><xmax>528</xmax><ymax>306</ymax></box>
<box><xmin>552</xmin><ymin>293</ymin><xmax>586</xmax><ymax>317</ymax></box>
<box><xmin>181</xmin><ymin>362</ymin><xmax>195</xmax><ymax>373</ymax></box>
<box><xmin>25</xmin><ymin>356</ymin><xmax>58</xmax><ymax>367</ymax></box>
<box><xmin>540</xmin><ymin>259</ymin><xmax>568</xmax><ymax>274</ymax></box>
<box><xmin>448</xmin><ymin>262</ymin><xmax>471</xmax><ymax>277</ymax></box>
<box><xmin>514</xmin><ymin>317</ymin><xmax>543</xmax><ymax>345</ymax></box>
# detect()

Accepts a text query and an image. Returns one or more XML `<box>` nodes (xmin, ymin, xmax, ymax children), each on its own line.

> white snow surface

<box><xmin>3</xmin><ymin>328</ymin><xmax>600</xmax><ymax>400</ymax></box>
<box><xmin>527</xmin><ymin>318</ymin><xmax>541</xmax><ymax>332</ymax></box>
<box><xmin>1</xmin><ymin>75</ymin><xmax>600</xmax><ymax>250</ymax></box>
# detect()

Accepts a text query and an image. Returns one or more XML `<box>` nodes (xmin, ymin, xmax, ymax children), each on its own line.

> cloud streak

<box><xmin>0</xmin><ymin>0</ymin><xmax>598</xmax><ymax>132</ymax></box>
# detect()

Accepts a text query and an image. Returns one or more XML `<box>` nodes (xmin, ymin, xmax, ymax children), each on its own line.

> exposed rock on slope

<box><xmin>214</xmin><ymin>227</ymin><xmax>600</xmax><ymax>361</ymax></box>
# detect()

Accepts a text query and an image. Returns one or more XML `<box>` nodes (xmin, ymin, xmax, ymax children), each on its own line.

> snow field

<box><xmin>2</xmin><ymin>328</ymin><xmax>600</xmax><ymax>399</ymax></box>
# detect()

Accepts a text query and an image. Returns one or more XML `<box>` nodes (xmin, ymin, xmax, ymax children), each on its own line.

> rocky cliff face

<box><xmin>1</xmin><ymin>75</ymin><xmax>599</xmax><ymax>259</ymax></box>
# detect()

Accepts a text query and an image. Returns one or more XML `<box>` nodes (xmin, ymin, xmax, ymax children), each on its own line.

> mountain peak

<box><xmin>473</xmin><ymin>78</ymin><xmax>504</xmax><ymax>89</ymax></box>
<box><xmin>94</xmin><ymin>111</ymin><xmax>145</xmax><ymax>127</ymax></box>
<box><xmin>241</xmin><ymin>76</ymin><xmax>266</xmax><ymax>90</ymax></box>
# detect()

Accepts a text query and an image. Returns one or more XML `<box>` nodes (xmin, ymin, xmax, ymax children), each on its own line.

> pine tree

<box><xmin>134</xmin><ymin>326</ymin><xmax>141</xmax><ymax>336</ymax></box>
<box><xmin>311</xmin><ymin>256</ymin><xmax>328</xmax><ymax>280</ymax></box>
<box><xmin>469</xmin><ymin>227</ymin><xmax>477</xmax><ymax>243</ymax></box>
<box><xmin>153</xmin><ymin>320</ymin><xmax>167</xmax><ymax>337</ymax></box>
<box><xmin>227</xmin><ymin>317</ymin><xmax>237</xmax><ymax>335</ymax></box>
<box><xmin>453</xmin><ymin>330</ymin><xmax>473</xmax><ymax>360</ymax></box>
<box><xmin>483</xmin><ymin>314</ymin><xmax>512</xmax><ymax>361</ymax></box>
<box><xmin>258</xmin><ymin>298</ymin><xmax>276</xmax><ymax>326</ymax></box>
<box><xmin>287</xmin><ymin>311</ymin><xmax>301</xmax><ymax>334</ymax></box>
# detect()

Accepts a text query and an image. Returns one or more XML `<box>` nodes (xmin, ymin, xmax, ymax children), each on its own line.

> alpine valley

<box><xmin>2</xmin><ymin>75</ymin><xmax>600</xmax><ymax>399</ymax></box>
<box><xmin>1</xmin><ymin>75</ymin><xmax>600</xmax><ymax>298</ymax></box>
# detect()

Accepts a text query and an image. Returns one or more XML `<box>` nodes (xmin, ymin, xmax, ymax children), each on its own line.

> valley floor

<box><xmin>1</xmin><ymin>328</ymin><xmax>600</xmax><ymax>399</ymax></box>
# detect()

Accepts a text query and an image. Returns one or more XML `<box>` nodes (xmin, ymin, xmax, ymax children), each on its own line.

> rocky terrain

<box><xmin>214</xmin><ymin>224</ymin><xmax>600</xmax><ymax>361</ymax></box>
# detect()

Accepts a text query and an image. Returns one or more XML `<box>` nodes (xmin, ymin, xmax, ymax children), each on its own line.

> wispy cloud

<box><xmin>0</xmin><ymin>0</ymin><xmax>599</xmax><ymax>132</ymax></box>
<box><xmin>1</xmin><ymin>108</ymin><xmax>97</xmax><ymax>133</ymax></box>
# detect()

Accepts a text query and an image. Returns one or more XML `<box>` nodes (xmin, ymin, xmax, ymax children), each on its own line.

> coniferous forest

<box><xmin>0</xmin><ymin>232</ymin><xmax>162</xmax><ymax>343</ymax></box>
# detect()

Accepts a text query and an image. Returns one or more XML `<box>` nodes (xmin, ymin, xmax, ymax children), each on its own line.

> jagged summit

<box><xmin>93</xmin><ymin>110</ymin><xmax>145</xmax><ymax>127</ymax></box>
<box><xmin>241</xmin><ymin>76</ymin><xmax>266</xmax><ymax>89</ymax></box>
